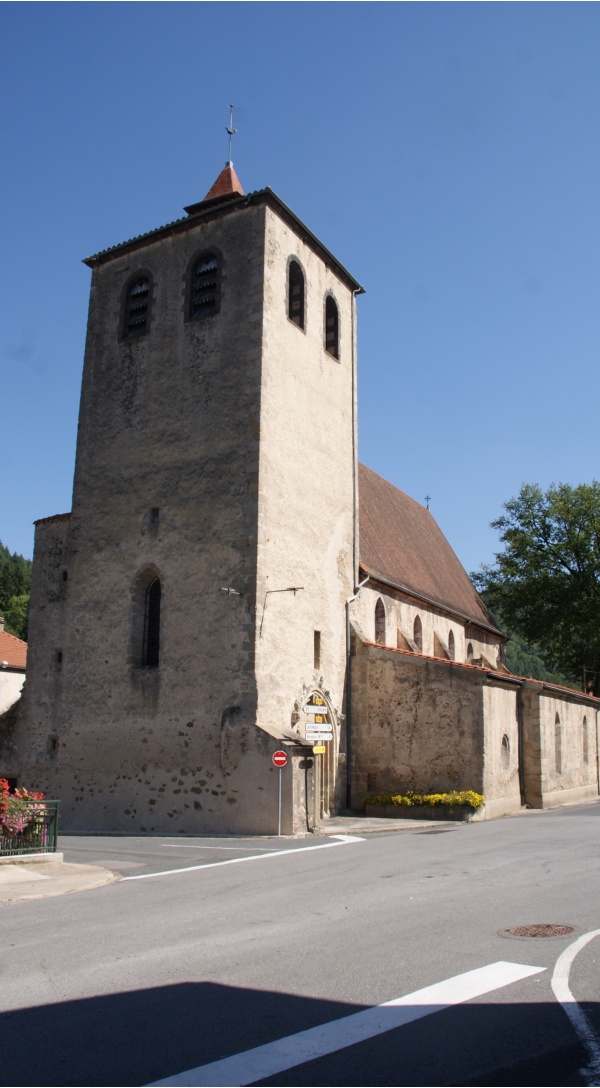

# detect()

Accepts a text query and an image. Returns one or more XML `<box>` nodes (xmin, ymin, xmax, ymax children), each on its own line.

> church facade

<box><xmin>2</xmin><ymin>164</ymin><xmax>598</xmax><ymax>833</ymax></box>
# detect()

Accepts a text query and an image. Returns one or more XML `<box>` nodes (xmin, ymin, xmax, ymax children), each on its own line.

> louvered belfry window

<box><xmin>325</xmin><ymin>296</ymin><xmax>339</xmax><ymax>358</ymax></box>
<box><xmin>124</xmin><ymin>276</ymin><xmax>151</xmax><ymax>338</ymax></box>
<box><xmin>288</xmin><ymin>260</ymin><xmax>305</xmax><ymax>328</ymax></box>
<box><xmin>190</xmin><ymin>252</ymin><xmax>220</xmax><ymax>319</ymax></box>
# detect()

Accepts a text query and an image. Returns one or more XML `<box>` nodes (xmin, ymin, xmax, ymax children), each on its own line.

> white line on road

<box><xmin>551</xmin><ymin>928</ymin><xmax>600</xmax><ymax>1086</ymax></box>
<box><xmin>123</xmin><ymin>834</ymin><xmax>365</xmax><ymax>881</ymax></box>
<box><xmin>148</xmin><ymin>960</ymin><xmax>545</xmax><ymax>1087</ymax></box>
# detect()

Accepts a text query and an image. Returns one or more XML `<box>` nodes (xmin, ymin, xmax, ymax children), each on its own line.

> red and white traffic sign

<box><xmin>272</xmin><ymin>750</ymin><xmax>288</xmax><ymax>767</ymax></box>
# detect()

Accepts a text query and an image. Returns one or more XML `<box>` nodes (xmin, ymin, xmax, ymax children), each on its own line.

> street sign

<box><xmin>303</xmin><ymin>704</ymin><xmax>328</xmax><ymax>714</ymax></box>
<box><xmin>272</xmin><ymin>750</ymin><xmax>288</xmax><ymax>767</ymax></box>
<box><xmin>312</xmin><ymin>745</ymin><xmax>326</xmax><ymax>754</ymax></box>
<box><xmin>305</xmin><ymin>731</ymin><xmax>333</xmax><ymax>741</ymax></box>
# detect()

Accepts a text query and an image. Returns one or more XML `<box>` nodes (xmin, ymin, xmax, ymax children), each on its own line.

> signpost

<box><xmin>272</xmin><ymin>750</ymin><xmax>288</xmax><ymax>835</ymax></box>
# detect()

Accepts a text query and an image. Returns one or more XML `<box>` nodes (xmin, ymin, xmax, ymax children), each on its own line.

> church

<box><xmin>2</xmin><ymin>161</ymin><xmax>598</xmax><ymax>833</ymax></box>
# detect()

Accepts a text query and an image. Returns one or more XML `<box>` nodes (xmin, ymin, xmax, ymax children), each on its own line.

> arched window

<box><xmin>375</xmin><ymin>598</ymin><xmax>385</xmax><ymax>644</ymax></box>
<box><xmin>130</xmin><ymin>568</ymin><xmax>161</xmax><ymax>668</ymax></box>
<box><xmin>325</xmin><ymin>295</ymin><xmax>339</xmax><ymax>358</ymax></box>
<box><xmin>448</xmin><ymin>630</ymin><xmax>455</xmax><ymax>660</ymax></box>
<box><xmin>413</xmin><ymin>615</ymin><xmax>423</xmax><ymax>652</ymax></box>
<box><xmin>467</xmin><ymin>642</ymin><xmax>474</xmax><ymax>661</ymax></box>
<box><xmin>288</xmin><ymin>260</ymin><xmax>305</xmax><ymax>329</ymax></box>
<box><xmin>188</xmin><ymin>251</ymin><xmax>220</xmax><ymax>320</ymax></box>
<box><xmin>555</xmin><ymin>713</ymin><xmax>562</xmax><ymax>774</ymax></box>
<box><xmin>122</xmin><ymin>273</ymin><xmax>152</xmax><ymax>339</ymax></box>
<box><xmin>501</xmin><ymin>734</ymin><xmax>510</xmax><ymax>768</ymax></box>
<box><xmin>143</xmin><ymin>578</ymin><xmax>161</xmax><ymax>667</ymax></box>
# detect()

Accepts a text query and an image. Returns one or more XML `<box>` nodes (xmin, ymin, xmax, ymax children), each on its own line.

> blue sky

<box><xmin>2</xmin><ymin>2</ymin><xmax>599</xmax><ymax>577</ymax></box>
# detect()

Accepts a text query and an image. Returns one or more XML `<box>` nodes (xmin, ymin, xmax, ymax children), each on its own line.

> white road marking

<box><xmin>123</xmin><ymin>834</ymin><xmax>364</xmax><ymax>881</ymax></box>
<box><xmin>551</xmin><ymin>928</ymin><xmax>600</xmax><ymax>1086</ymax></box>
<box><xmin>147</xmin><ymin>960</ymin><xmax>545</xmax><ymax>1087</ymax></box>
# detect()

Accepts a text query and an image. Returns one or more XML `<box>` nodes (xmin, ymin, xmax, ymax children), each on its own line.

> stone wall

<box><xmin>522</xmin><ymin>682</ymin><xmax>598</xmax><ymax>809</ymax></box>
<box><xmin>355</xmin><ymin>583</ymin><xmax>502</xmax><ymax>668</ymax></box>
<box><xmin>254</xmin><ymin>207</ymin><xmax>356</xmax><ymax>817</ymax></box>
<box><xmin>350</xmin><ymin>629</ymin><xmax>485</xmax><ymax>802</ymax></box>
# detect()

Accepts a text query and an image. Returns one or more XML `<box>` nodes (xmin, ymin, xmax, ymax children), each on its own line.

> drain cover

<box><xmin>506</xmin><ymin>924</ymin><xmax>574</xmax><ymax>938</ymax></box>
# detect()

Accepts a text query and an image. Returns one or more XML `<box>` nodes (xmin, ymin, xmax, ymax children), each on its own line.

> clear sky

<box><xmin>2</xmin><ymin>2</ymin><xmax>599</xmax><ymax>577</ymax></box>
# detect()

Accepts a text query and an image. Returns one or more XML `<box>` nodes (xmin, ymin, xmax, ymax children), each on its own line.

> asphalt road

<box><xmin>1</xmin><ymin>804</ymin><xmax>599</xmax><ymax>1086</ymax></box>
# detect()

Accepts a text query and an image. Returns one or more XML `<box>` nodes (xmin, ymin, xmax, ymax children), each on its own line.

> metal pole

<box><xmin>278</xmin><ymin>766</ymin><xmax>282</xmax><ymax>836</ymax></box>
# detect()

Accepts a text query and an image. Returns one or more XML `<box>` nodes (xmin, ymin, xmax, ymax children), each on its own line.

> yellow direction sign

<box><xmin>312</xmin><ymin>745</ymin><xmax>326</xmax><ymax>754</ymax></box>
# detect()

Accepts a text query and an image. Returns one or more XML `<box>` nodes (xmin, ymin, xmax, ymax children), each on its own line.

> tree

<box><xmin>0</xmin><ymin>542</ymin><xmax>32</xmax><ymax>641</ymax></box>
<box><xmin>473</xmin><ymin>482</ymin><xmax>600</xmax><ymax>695</ymax></box>
<box><xmin>2</xmin><ymin>594</ymin><xmax>30</xmax><ymax>641</ymax></box>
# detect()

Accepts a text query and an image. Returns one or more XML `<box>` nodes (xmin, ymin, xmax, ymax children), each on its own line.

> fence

<box><xmin>0</xmin><ymin>800</ymin><xmax>60</xmax><ymax>857</ymax></box>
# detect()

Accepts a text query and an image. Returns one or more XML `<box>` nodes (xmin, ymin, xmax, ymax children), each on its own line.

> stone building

<box><xmin>1</xmin><ymin>163</ymin><xmax>598</xmax><ymax>831</ymax></box>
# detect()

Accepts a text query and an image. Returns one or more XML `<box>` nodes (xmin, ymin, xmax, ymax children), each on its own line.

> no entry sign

<box><xmin>272</xmin><ymin>750</ymin><xmax>288</xmax><ymax>767</ymax></box>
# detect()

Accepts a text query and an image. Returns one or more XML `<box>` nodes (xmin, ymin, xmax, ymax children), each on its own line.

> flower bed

<box><xmin>363</xmin><ymin>789</ymin><xmax>484</xmax><ymax>822</ymax></box>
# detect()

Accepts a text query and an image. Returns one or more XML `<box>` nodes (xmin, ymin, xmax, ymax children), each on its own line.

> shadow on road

<box><xmin>0</xmin><ymin>981</ymin><xmax>595</xmax><ymax>1086</ymax></box>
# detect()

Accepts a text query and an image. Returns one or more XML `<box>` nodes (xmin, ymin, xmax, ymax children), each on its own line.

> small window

<box><xmin>467</xmin><ymin>642</ymin><xmax>474</xmax><ymax>661</ymax></box>
<box><xmin>313</xmin><ymin>630</ymin><xmax>321</xmax><ymax>669</ymax></box>
<box><xmin>583</xmin><ymin>716</ymin><xmax>589</xmax><ymax>764</ymax></box>
<box><xmin>555</xmin><ymin>713</ymin><xmax>562</xmax><ymax>774</ymax></box>
<box><xmin>131</xmin><ymin>568</ymin><xmax>162</xmax><ymax>668</ymax></box>
<box><xmin>143</xmin><ymin>578</ymin><xmax>161</xmax><ymax>667</ymax></box>
<box><xmin>123</xmin><ymin>274</ymin><xmax>152</xmax><ymax>339</ymax></box>
<box><xmin>288</xmin><ymin>260</ymin><xmax>305</xmax><ymax>329</ymax></box>
<box><xmin>501</xmin><ymin>734</ymin><xmax>510</xmax><ymax>768</ymax></box>
<box><xmin>413</xmin><ymin>615</ymin><xmax>423</xmax><ymax>652</ymax></box>
<box><xmin>448</xmin><ymin>630</ymin><xmax>455</xmax><ymax>660</ymax></box>
<box><xmin>375</xmin><ymin>598</ymin><xmax>385</xmax><ymax>644</ymax></box>
<box><xmin>189</xmin><ymin>251</ymin><xmax>220</xmax><ymax>320</ymax></box>
<box><xmin>325</xmin><ymin>295</ymin><xmax>339</xmax><ymax>358</ymax></box>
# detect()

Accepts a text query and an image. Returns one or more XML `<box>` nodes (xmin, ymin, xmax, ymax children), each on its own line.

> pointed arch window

<box><xmin>288</xmin><ymin>260</ymin><xmax>305</xmax><ymax>329</ymax></box>
<box><xmin>122</xmin><ymin>273</ymin><xmax>152</xmax><ymax>339</ymax></box>
<box><xmin>448</xmin><ymin>630</ymin><xmax>455</xmax><ymax>660</ymax></box>
<box><xmin>188</xmin><ymin>251</ymin><xmax>221</xmax><ymax>320</ymax></box>
<box><xmin>375</xmin><ymin>598</ymin><xmax>386</xmax><ymax>644</ymax></box>
<box><xmin>130</xmin><ymin>568</ymin><xmax>161</xmax><ymax>668</ymax></box>
<box><xmin>325</xmin><ymin>295</ymin><xmax>339</xmax><ymax>358</ymax></box>
<box><xmin>143</xmin><ymin>577</ymin><xmax>161</xmax><ymax>667</ymax></box>
<box><xmin>413</xmin><ymin>615</ymin><xmax>423</xmax><ymax>652</ymax></box>
<box><xmin>555</xmin><ymin>713</ymin><xmax>562</xmax><ymax>774</ymax></box>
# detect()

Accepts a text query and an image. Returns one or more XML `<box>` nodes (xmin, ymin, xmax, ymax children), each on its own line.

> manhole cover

<box><xmin>506</xmin><ymin>924</ymin><xmax>574</xmax><ymax>938</ymax></box>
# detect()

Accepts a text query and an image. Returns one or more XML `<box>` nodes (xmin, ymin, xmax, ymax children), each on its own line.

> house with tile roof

<box><xmin>2</xmin><ymin>162</ymin><xmax>597</xmax><ymax>832</ymax></box>
<box><xmin>0</xmin><ymin>618</ymin><xmax>27</xmax><ymax>715</ymax></box>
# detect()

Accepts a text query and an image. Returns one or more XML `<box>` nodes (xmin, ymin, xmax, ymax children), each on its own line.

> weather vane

<box><xmin>226</xmin><ymin>104</ymin><xmax>237</xmax><ymax>164</ymax></box>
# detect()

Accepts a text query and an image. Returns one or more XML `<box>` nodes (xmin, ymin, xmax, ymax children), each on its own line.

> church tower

<box><xmin>18</xmin><ymin>163</ymin><xmax>363</xmax><ymax>834</ymax></box>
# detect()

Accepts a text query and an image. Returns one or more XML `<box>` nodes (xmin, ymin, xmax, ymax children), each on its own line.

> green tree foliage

<box><xmin>504</xmin><ymin>631</ymin><xmax>575</xmax><ymax>689</ymax></box>
<box><xmin>473</xmin><ymin>482</ymin><xmax>600</xmax><ymax>695</ymax></box>
<box><xmin>0</xmin><ymin>542</ymin><xmax>32</xmax><ymax>641</ymax></box>
<box><xmin>2</xmin><ymin>595</ymin><xmax>30</xmax><ymax>641</ymax></box>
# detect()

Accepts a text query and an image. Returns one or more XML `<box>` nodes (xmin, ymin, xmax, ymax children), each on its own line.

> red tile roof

<box><xmin>202</xmin><ymin>163</ymin><xmax>244</xmax><ymax>203</ymax></box>
<box><xmin>359</xmin><ymin>463</ymin><xmax>501</xmax><ymax>633</ymax></box>
<box><xmin>0</xmin><ymin>629</ymin><xmax>27</xmax><ymax>670</ymax></box>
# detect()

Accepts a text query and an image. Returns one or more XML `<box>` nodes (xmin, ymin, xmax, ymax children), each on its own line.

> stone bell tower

<box><xmin>13</xmin><ymin>160</ymin><xmax>363</xmax><ymax>834</ymax></box>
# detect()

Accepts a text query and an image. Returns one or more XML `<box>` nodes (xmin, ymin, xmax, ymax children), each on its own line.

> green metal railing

<box><xmin>0</xmin><ymin>800</ymin><xmax>60</xmax><ymax>856</ymax></box>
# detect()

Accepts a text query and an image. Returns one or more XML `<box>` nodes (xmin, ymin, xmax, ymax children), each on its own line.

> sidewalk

<box><xmin>314</xmin><ymin>813</ymin><xmax>462</xmax><ymax>834</ymax></box>
<box><xmin>0</xmin><ymin>853</ymin><xmax>119</xmax><ymax>906</ymax></box>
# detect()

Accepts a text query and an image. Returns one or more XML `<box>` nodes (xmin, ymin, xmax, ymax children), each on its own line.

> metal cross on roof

<box><xmin>226</xmin><ymin>104</ymin><xmax>237</xmax><ymax>164</ymax></box>
<box><xmin>425</xmin><ymin>495</ymin><xmax>431</xmax><ymax>510</ymax></box>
